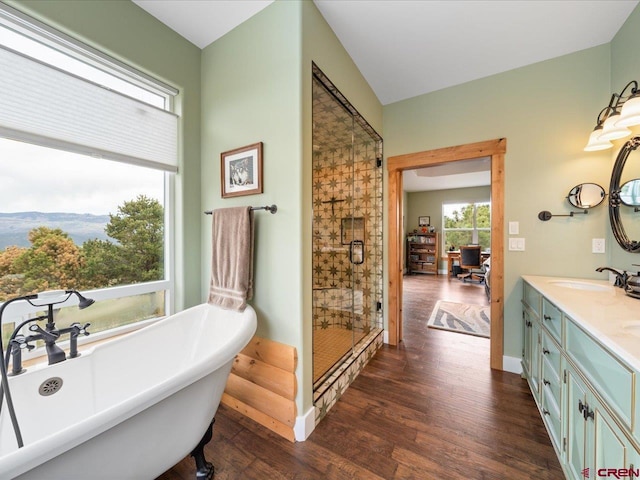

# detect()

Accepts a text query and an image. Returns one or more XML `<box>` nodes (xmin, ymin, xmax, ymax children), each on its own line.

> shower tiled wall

<box><xmin>311</xmin><ymin>77</ymin><xmax>383</xmax><ymax>336</ymax></box>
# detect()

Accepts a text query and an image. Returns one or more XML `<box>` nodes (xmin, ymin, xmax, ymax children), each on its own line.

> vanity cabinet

<box><xmin>522</xmin><ymin>278</ymin><xmax>640</xmax><ymax>479</ymax></box>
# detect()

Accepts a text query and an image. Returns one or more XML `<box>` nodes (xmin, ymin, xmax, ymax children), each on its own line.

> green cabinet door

<box><xmin>566</xmin><ymin>363</ymin><xmax>638</xmax><ymax>480</ymax></box>
<box><xmin>566</xmin><ymin>365</ymin><xmax>589</xmax><ymax>480</ymax></box>
<box><xmin>522</xmin><ymin>308</ymin><xmax>541</xmax><ymax>400</ymax></box>
<box><xmin>593</xmin><ymin>395</ymin><xmax>634</xmax><ymax>479</ymax></box>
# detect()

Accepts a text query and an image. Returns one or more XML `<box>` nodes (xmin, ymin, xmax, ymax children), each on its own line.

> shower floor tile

<box><xmin>313</xmin><ymin>327</ymin><xmax>365</xmax><ymax>383</ymax></box>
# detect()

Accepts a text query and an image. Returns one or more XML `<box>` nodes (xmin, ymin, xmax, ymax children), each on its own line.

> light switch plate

<box><xmin>509</xmin><ymin>238</ymin><xmax>525</xmax><ymax>252</ymax></box>
<box><xmin>509</xmin><ymin>238</ymin><xmax>525</xmax><ymax>251</ymax></box>
<box><xmin>509</xmin><ymin>221</ymin><xmax>519</xmax><ymax>235</ymax></box>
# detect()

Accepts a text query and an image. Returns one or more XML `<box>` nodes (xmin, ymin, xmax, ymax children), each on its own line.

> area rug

<box><xmin>427</xmin><ymin>300</ymin><xmax>490</xmax><ymax>338</ymax></box>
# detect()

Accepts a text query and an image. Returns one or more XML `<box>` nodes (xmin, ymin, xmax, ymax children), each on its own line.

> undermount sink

<box><xmin>622</xmin><ymin>322</ymin><xmax>640</xmax><ymax>337</ymax></box>
<box><xmin>548</xmin><ymin>280</ymin><xmax>611</xmax><ymax>292</ymax></box>
<box><xmin>621</xmin><ymin>322</ymin><xmax>640</xmax><ymax>337</ymax></box>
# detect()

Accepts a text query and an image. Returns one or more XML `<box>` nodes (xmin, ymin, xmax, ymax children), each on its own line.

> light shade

<box><xmin>584</xmin><ymin>128</ymin><xmax>613</xmax><ymax>151</ymax></box>
<box><xmin>616</xmin><ymin>94</ymin><xmax>640</xmax><ymax>128</ymax></box>
<box><xmin>598</xmin><ymin>113</ymin><xmax>631</xmax><ymax>141</ymax></box>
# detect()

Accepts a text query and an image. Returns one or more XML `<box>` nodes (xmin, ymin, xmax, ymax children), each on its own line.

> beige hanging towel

<box><xmin>208</xmin><ymin>206</ymin><xmax>254</xmax><ymax>311</ymax></box>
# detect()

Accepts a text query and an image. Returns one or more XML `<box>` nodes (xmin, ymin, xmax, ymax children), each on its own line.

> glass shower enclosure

<box><xmin>311</xmin><ymin>64</ymin><xmax>383</xmax><ymax>388</ymax></box>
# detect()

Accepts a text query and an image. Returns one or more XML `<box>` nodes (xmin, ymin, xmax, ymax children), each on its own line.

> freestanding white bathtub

<box><xmin>0</xmin><ymin>302</ymin><xmax>257</xmax><ymax>480</ymax></box>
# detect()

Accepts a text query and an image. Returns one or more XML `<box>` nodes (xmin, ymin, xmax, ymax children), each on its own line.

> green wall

<box><xmin>5</xmin><ymin>0</ymin><xmax>203</xmax><ymax>311</ymax></box>
<box><xmin>384</xmin><ymin>46</ymin><xmax>613</xmax><ymax>360</ymax></box>
<box><xmin>201</xmin><ymin>0</ymin><xmax>382</xmax><ymax>414</ymax></box>
<box><xmin>301</xmin><ymin>0</ymin><xmax>382</xmax><ymax>412</ymax></box>
<box><xmin>406</xmin><ymin>186</ymin><xmax>491</xmax><ymax>270</ymax></box>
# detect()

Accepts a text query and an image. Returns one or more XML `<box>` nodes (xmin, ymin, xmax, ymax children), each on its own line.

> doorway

<box><xmin>387</xmin><ymin>139</ymin><xmax>506</xmax><ymax>370</ymax></box>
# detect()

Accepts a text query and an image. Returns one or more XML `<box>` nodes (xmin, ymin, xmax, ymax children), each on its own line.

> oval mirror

<box><xmin>609</xmin><ymin>136</ymin><xmax>640</xmax><ymax>252</ymax></box>
<box><xmin>567</xmin><ymin>183</ymin><xmax>606</xmax><ymax>209</ymax></box>
<box><xmin>619</xmin><ymin>179</ymin><xmax>640</xmax><ymax>206</ymax></box>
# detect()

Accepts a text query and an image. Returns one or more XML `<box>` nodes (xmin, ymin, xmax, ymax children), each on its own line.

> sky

<box><xmin>0</xmin><ymin>138</ymin><xmax>165</xmax><ymax>215</ymax></box>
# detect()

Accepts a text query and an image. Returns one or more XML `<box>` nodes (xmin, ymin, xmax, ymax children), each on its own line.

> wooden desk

<box><xmin>444</xmin><ymin>251</ymin><xmax>490</xmax><ymax>276</ymax></box>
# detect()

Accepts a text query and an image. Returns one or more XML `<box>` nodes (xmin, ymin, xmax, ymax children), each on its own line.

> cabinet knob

<box><xmin>542</xmin><ymin>348</ymin><xmax>550</xmax><ymax>355</ymax></box>
<box><xmin>543</xmin><ymin>379</ymin><xmax>551</xmax><ymax>386</ymax></box>
<box><xmin>578</xmin><ymin>399</ymin><xmax>585</xmax><ymax>414</ymax></box>
<box><xmin>543</xmin><ymin>409</ymin><xmax>550</xmax><ymax>416</ymax></box>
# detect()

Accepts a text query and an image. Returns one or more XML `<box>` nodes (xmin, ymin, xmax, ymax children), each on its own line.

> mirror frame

<box><xmin>609</xmin><ymin>136</ymin><xmax>640</xmax><ymax>252</ymax></box>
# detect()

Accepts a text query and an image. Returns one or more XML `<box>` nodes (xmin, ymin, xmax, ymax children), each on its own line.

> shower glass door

<box><xmin>312</xmin><ymin>65</ymin><xmax>383</xmax><ymax>387</ymax></box>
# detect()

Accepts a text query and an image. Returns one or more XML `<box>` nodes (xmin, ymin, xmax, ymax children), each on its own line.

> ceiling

<box><xmin>132</xmin><ymin>0</ymin><xmax>639</xmax><ymax>191</ymax></box>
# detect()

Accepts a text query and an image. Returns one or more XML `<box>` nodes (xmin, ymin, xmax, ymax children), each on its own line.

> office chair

<box><xmin>457</xmin><ymin>245</ymin><xmax>485</xmax><ymax>283</ymax></box>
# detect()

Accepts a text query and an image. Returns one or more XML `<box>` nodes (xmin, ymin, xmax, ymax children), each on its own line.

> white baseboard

<box><xmin>383</xmin><ymin>330</ymin><xmax>389</xmax><ymax>344</ymax></box>
<box><xmin>293</xmin><ymin>406</ymin><xmax>315</xmax><ymax>441</ymax></box>
<box><xmin>503</xmin><ymin>355</ymin><xmax>522</xmax><ymax>374</ymax></box>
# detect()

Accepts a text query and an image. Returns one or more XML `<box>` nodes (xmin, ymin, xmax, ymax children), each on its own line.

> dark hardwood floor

<box><xmin>158</xmin><ymin>274</ymin><xmax>564</xmax><ymax>479</ymax></box>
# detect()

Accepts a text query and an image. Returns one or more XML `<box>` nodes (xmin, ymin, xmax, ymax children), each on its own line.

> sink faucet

<box><xmin>595</xmin><ymin>267</ymin><xmax>628</xmax><ymax>288</ymax></box>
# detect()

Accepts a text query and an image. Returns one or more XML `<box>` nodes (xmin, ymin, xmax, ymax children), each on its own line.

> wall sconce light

<box><xmin>584</xmin><ymin>81</ymin><xmax>640</xmax><ymax>151</ymax></box>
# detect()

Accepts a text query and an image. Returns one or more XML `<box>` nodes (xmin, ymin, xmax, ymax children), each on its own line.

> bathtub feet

<box><xmin>191</xmin><ymin>418</ymin><xmax>215</xmax><ymax>480</ymax></box>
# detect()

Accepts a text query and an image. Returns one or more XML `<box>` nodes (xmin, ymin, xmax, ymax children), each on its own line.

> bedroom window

<box><xmin>0</xmin><ymin>4</ymin><xmax>178</xmax><ymax>346</ymax></box>
<box><xmin>442</xmin><ymin>202</ymin><xmax>491</xmax><ymax>252</ymax></box>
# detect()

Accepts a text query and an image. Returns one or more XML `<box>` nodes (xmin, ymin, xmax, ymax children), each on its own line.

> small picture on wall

<box><xmin>221</xmin><ymin>142</ymin><xmax>263</xmax><ymax>198</ymax></box>
<box><xmin>418</xmin><ymin>216</ymin><xmax>430</xmax><ymax>227</ymax></box>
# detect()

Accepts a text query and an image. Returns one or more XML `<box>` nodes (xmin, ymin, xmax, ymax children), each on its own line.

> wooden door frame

<box><xmin>387</xmin><ymin>138</ymin><xmax>506</xmax><ymax>370</ymax></box>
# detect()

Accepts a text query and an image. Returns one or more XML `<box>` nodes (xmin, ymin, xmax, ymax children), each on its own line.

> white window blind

<box><xmin>0</xmin><ymin>46</ymin><xmax>178</xmax><ymax>172</ymax></box>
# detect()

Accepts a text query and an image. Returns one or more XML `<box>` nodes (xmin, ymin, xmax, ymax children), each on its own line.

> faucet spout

<box><xmin>28</xmin><ymin>323</ymin><xmax>66</xmax><ymax>364</ymax></box>
<box><xmin>595</xmin><ymin>267</ymin><xmax>627</xmax><ymax>288</ymax></box>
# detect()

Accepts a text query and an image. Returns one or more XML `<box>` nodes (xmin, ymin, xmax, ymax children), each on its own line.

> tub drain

<box><xmin>39</xmin><ymin>377</ymin><xmax>63</xmax><ymax>396</ymax></box>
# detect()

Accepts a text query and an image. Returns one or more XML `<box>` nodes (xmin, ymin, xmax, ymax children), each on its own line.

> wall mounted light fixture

<box><xmin>584</xmin><ymin>81</ymin><xmax>640</xmax><ymax>151</ymax></box>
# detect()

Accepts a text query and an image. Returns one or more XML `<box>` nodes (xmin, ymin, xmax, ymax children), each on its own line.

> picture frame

<box><xmin>418</xmin><ymin>216</ymin><xmax>430</xmax><ymax>227</ymax></box>
<box><xmin>221</xmin><ymin>142</ymin><xmax>263</xmax><ymax>198</ymax></box>
<box><xmin>341</xmin><ymin>217</ymin><xmax>365</xmax><ymax>245</ymax></box>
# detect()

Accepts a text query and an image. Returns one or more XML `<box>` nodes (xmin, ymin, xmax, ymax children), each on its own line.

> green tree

<box><xmin>79</xmin><ymin>238</ymin><xmax>121</xmax><ymax>289</ymax></box>
<box><xmin>104</xmin><ymin>195</ymin><xmax>164</xmax><ymax>284</ymax></box>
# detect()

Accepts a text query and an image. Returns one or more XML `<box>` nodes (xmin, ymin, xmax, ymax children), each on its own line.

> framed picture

<box><xmin>341</xmin><ymin>217</ymin><xmax>365</xmax><ymax>245</ymax></box>
<box><xmin>221</xmin><ymin>142</ymin><xmax>263</xmax><ymax>198</ymax></box>
<box><xmin>418</xmin><ymin>216</ymin><xmax>430</xmax><ymax>226</ymax></box>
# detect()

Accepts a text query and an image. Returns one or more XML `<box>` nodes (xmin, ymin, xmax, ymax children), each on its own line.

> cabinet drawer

<box><xmin>542</xmin><ymin>357</ymin><xmax>562</xmax><ymax>409</ymax></box>
<box><xmin>541</xmin><ymin>330</ymin><xmax>561</xmax><ymax>379</ymax></box>
<box><xmin>566</xmin><ymin>319</ymin><xmax>633</xmax><ymax>428</ymax></box>
<box><xmin>541</xmin><ymin>298</ymin><xmax>562</xmax><ymax>343</ymax></box>
<box><xmin>523</xmin><ymin>282</ymin><xmax>541</xmax><ymax>316</ymax></box>
<box><xmin>541</xmin><ymin>386</ymin><xmax>562</xmax><ymax>453</ymax></box>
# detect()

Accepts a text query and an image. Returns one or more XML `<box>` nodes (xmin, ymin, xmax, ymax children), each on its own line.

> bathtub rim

<box><xmin>0</xmin><ymin>302</ymin><xmax>257</xmax><ymax>479</ymax></box>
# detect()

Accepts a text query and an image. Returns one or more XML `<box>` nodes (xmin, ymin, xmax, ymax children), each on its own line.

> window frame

<box><xmin>0</xmin><ymin>5</ymin><xmax>176</xmax><ymax>336</ymax></box>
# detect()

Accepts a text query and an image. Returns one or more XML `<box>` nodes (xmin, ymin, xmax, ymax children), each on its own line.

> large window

<box><xmin>0</xmin><ymin>5</ymin><xmax>177</xmax><ymax>347</ymax></box>
<box><xmin>442</xmin><ymin>202</ymin><xmax>491</xmax><ymax>252</ymax></box>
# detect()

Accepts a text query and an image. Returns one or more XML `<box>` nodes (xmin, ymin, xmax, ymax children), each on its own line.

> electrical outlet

<box><xmin>592</xmin><ymin>238</ymin><xmax>605</xmax><ymax>253</ymax></box>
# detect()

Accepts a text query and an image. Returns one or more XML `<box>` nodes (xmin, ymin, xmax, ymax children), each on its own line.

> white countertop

<box><xmin>522</xmin><ymin>275</ymin><xmax>640</xmax><ymax>372</ymax></box>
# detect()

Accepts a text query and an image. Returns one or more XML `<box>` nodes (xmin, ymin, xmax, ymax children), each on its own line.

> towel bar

<box><xmin>204</xmin><ymin>204</ymin><xmax>277</xmax><ymax>215</ymax></box>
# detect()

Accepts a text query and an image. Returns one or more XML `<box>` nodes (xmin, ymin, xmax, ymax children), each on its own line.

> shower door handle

<box><xmin>349</xmin><ymin>240</ymin><xmax>364</xmax><ymax>265</ymax></box>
